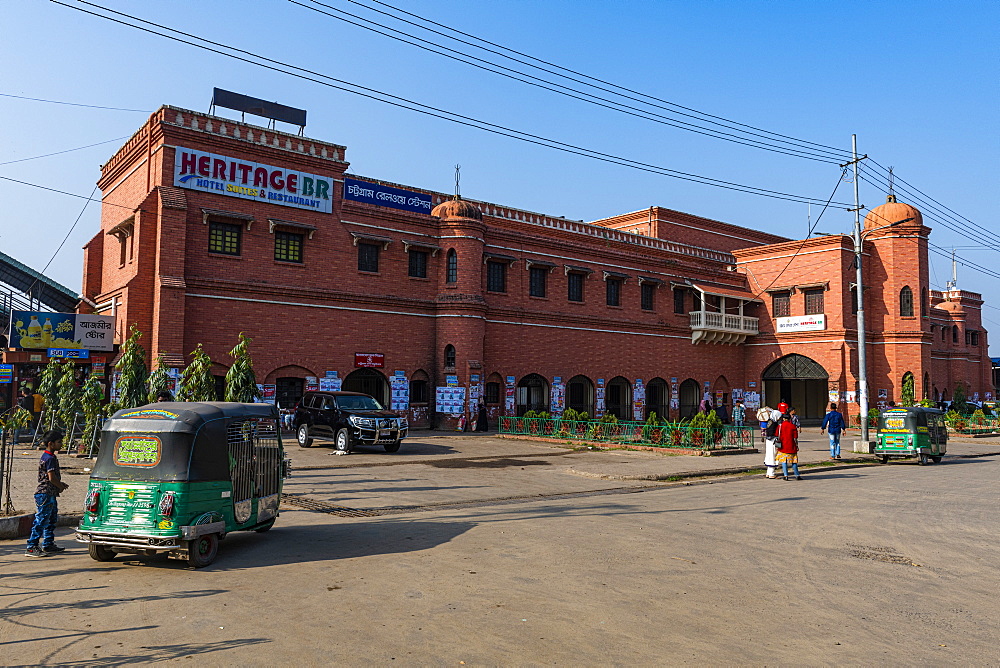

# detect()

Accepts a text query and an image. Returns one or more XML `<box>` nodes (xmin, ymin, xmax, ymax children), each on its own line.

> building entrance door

<box><xmin>606</xmin><ymin>377</ymin><xmax>631</xmax><ymax>420</ymax></box>
<box><xmin>679</xmin><ymin>379</ymin><xmax>700</xmax><ymax>419</ymax></box>
<box><xmin>343</xmin><ymin>368</ymin><xmax>390</xmax><ymax>406</ymax></box>
<box><xmin>762</xmin><ymin>354</ymin><xmax>828</xmax><ymax>420</ymax></box>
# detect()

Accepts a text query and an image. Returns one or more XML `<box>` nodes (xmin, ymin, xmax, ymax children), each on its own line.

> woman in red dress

<box><xmin>775</xmin><ymin>413</ymin><xmax>801</xmax><ymax>480</ymax></box>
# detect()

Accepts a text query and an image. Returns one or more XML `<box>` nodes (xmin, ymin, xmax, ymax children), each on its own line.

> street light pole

<box><xmin>850</xmin><ymin>134</ymin><xmax>871</xmax><ymax>450</ymax></box>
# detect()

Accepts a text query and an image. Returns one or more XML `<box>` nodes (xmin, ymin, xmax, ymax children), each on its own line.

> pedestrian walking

<box><xmin>763</xmin><ymin>408</ymin><xmax>781</xmax><ymax>478</ymax></box>
<box><xmin>25</xmin><ymin>430</ymin><xmax>70</xmax><ymax>558</ymax></box>
<box><xmin>775</xmin><ymin>413</ymin><xmax>801</xmax><ymax>481</ymax></box>
<box><xmin>777</xmin><ymin>400</ymin><xmax>790</xmax><ymax>415</ymax></box>
<box><xmin>155</xmin><ymin>390</ymin><xmax>173</xmax><ymax>402</ymax></box>
<box><xmin>820</xmin><ymin>402</ymin><xmax>847</xmax><ymax>459</ymax></box>
<box><xmin>789</xmin><ymin>407</ymin><xmax>801</xmax><ymax>429</ymax></box>
<box><xmin>732</xmin><ymin>399</ymin><xmax>746</xmax><ymax>427</ymax></box>
<box><xmin>475</xmin><ymin>402</ymin><xmax>489</xmax><ymax>432</ymax></box>
<box><xmin>756</xmin><ymin>405</ymin><xmax>773</xmax><ymax>444</ymax></box>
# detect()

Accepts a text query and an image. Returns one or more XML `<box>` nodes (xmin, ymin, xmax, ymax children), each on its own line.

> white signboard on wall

<box><xmin>775</xmin><ymin>314</ymin><xmax>826</xmax><ymax>333</ymax></box>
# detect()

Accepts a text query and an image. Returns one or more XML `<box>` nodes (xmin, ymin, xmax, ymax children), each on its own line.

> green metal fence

<box><xmin>498</xmin><ymin>417</ymin><xmax>756</xmax><ymax>450</ymax></box>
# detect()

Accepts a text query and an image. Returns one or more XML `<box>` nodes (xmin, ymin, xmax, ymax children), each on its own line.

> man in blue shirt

<box><xmin>25</xmin><ymin>431</ymin><xmax>69</xmax><ymax>557</ymax></box>
<box><xmin>820</xmin><ymin>403</ymin><xmax>847</xmax><ymax>460</ymax></box>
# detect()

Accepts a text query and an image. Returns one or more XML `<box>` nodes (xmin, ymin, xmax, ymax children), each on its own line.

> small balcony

<box><xmin>689</xmin><ymin>311</ymin><xmax>759</xmax><ymax>345</ymax></box>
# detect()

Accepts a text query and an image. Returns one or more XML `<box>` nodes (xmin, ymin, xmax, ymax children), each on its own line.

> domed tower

<box><xmin>862</xmin><ymin>195</ymin><xmax>931</xmax><ymax>402</ymax></box>
<box><xmin>431</xmin><ymin>195</ymin><xmax>487</xmax><ymax>425</ymax></box>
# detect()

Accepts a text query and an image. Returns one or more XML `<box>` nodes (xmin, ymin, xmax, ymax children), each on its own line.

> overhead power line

<box><xmin>291</xmin><ymin>0</ymin><xmax>846</xmax><ymax>164</ymax></box>
<box><xmin>0</xmin><ymin>136</ymin><xmax>131</xmax><ymax>166</ymax></box>
<box><xmin>0</xmin><ymin>92</ymin><xmax>153</xmax><ymax>113</ymax></box>
<box><xmin>303</xmin><ymin>0</ymin><xmax>854</xmax><ymax>160</ymax></box>
<box><xmin>49</xmin><ymin>0</ymin><xmax>854</xmax><ymax>208</ymax></box>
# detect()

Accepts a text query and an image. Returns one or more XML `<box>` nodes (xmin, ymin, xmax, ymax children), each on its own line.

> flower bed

<box><xmin>498</xmin><ymin>416</ymin><xmax>755</xmax><ymax>451</ymax></box>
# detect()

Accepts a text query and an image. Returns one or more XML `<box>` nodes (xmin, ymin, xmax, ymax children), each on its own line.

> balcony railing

<box><xmin>688</xmin><ymin>311</ymin><xmax>758</xmax><ymax>345</ymax></box>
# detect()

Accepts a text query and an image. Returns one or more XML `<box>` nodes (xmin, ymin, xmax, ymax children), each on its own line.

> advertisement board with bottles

<box><xmin>8</xmin><ymin>311</ymin><xmax>115</xmax><ymax>352</ymax></box>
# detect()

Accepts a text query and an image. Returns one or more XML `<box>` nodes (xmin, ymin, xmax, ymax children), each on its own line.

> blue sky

<box><xmin>2</xmin><ymin>0</ymin><xmax>997</xmax><ymax>351</ymax></box>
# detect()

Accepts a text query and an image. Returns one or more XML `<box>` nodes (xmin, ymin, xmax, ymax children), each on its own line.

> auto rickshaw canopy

<box><xmin>92</xmin><ymin>402</ymin><xmax>279</xmax><ymax>482</ymax></box>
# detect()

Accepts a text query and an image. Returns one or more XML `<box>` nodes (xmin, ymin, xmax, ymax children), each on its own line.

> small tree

<box><xmin>178</xmin><ymin>344</ymin><xmax>216</xmax><ymax>402</ymax></box>
<box><xmin>80</xmin><ymin>373</ymin><xmax>105</xmax><ymax>453</ymax></box>
<box><xmin>147</xmin><ymin>353</ymin><xmax>172</xmax><ymax>403</ymax></box>
<box><xmin>952</xmin><ymin>382</ymin><xmax>968</xmax><ymax>414</ymax></box>
<box><xmin>115</xmin><ymin>324</ymin><xmax>149</xmax><ymax>410</ymax></box>
<box><xmin>56</xmin><ymin>362</ymin><xmax>81</xmax><ymax>436</ymax></box>
<box><xmin>224</xmin><ymin>333</ymin><xmax>261</xmax><ymax>403</ymax></box>
<box><xmin>901</xmin><ymin>372</ymin><xmax>915</xmax><ymax>406</ymax></box>
<box><xmin>38</xmin><ymin>358</ymin><xmax>62</xmax><ymax>429</ymax></box>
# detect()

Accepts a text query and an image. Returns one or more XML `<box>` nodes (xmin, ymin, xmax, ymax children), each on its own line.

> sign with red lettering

<box><xmin>174</xmin><ymin>147</ymin><xmax>334</xmax><ymax>213</ymax></box>
<box><xmin>355</xmin><ymin>353</ymin><xmax>384</xmax><ymax>368</ymax></box>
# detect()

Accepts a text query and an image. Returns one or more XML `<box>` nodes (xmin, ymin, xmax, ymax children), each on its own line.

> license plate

<box><xmin>379</xmin><ymin>429</ymin><xmax>391</xmax><ymax>436</ymax></box>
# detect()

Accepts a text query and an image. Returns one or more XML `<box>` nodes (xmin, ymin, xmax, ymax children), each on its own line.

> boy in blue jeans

<box><xmin>820</xmin><ymin>402</ymin><xmax>847</xmax><ymax>460</ymax></box>
<box><xmin>25</xmin><ymin>431</ymin><xmax>70</xmax><ymax>557</ymax></box>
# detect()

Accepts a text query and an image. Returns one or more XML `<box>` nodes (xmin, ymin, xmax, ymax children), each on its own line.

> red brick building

<box><xmin>81</xmin><ymin>105</ymin><xmax>992</xmax><ymax>427</ymax></box>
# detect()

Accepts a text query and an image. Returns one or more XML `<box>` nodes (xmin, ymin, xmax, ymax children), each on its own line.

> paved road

<box><xmin>1</xmin><ymin>435</ymin><xmax>998</xmax><ymax>665</ymax></box>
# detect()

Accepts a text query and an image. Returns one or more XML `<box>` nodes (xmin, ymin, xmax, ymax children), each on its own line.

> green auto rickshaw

<box><xmin>875</xmin><ymin>406</ymin><xmax>947</xmax><ymax>465</ymax></box>
<box><xmin>76</xmin><ymin>402</ymin><xmax>290</xmax><ymax>567</ymax></box>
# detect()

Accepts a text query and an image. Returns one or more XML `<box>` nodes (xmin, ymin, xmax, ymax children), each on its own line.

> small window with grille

<box><xmin>485</xmin><ymin>382</ymin><xmax>501</xmax><ymax>404</ymax></box>
<box><xmin>529</xmin><ymin>267</ymin><xmax>547</xmax><ymax>297</ymax></box>
<box><xmin>486</xmin><ymin>260</ymin><xmax>507</xmax><ymax>293</ymax></box>
<box><xmin>408</xmin><ymin>249</ymin><xmax>428</xmax><ymax>278</ymax></box>
<box><xmin>358</xmin><ymin>242</ymin><xmax>379</xmax><ymax>272</ymax></box>
<box><xmin>209</xmin><ymin>221</ymin><xmax>241</xmax><ymax>256</ymax></box>
<box><xmin>641</xmin><ymin>283</ymin><xmax>655</xmax><ymax>311</ymax></box>
<box><xmin>567</xmin><ymin>272</ymin><xmax>584</xmax><ymax>302</ymax></box>
<box><xmin>606</xmin><ymin>278</ymin><xmax>622</xmax><ymax>306</ymax></box>
<box><xmin>772</xmin><ymin>291</ymin><xmax>791</xmax><ymax>317</ymax></box>
<box><xmin>673</xmin><ymin>288</ymin><xmax>686</xmax><ymax>314</ymax></box>
<box><xmin>274</xmin><ymin>231</ymin><xmax>304</xmax><ymax>263</ymax></box>
<box><xmin>803</xmin><ymin>289</ymin><xmax>824</xmax><ymax>315</ymax></box>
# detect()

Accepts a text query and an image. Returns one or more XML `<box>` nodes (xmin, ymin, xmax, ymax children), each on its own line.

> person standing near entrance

<box><xmin>820</xmin><ymin>402</ymin><xmax>847</xmax><ymax>460</ymax></box>
<box><xmin>776</xmin><ymin>414</ymin><xmax>801</xmax><ymax>481</ymax></box>
<box><xmin>732</xmin><ymin>399</ymin><xmax>746</xmax><ymax>427</ymax></box>
<box><xmin>25</xmin><ymin>431</ymin><xmax>69</xmax><ymax>557</ymax></box>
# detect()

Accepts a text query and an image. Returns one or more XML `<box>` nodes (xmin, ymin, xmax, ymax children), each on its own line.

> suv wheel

<box><xmin>335</xmin><ymin>428</ymin><xmax>352</xmax><ymax>454</ymax></box>
<box><xmin>384</xmin><ymin>439</ymin><xmax>401</xmax><ymax>453</ymax></box>
<box><xmin>297</xmin><ymin>424</ymin><xmax>313</xmax><ymax>448</ymax></box>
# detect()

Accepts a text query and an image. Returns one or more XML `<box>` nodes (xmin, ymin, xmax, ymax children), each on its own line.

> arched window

<box><xmin>446</xmin><ymin>249</ymin><xmax>458</xmax><ymax>283</ymax></box>
<box><xmin>899</xmin><ymin>286</ymin><xmax>914</xmax><ymax>317</ymax></box>
<box><xmin>952</xmin><ymin>325</ymin><xmax>958</xmax><ymax>343</ymax></box>
<box><xmin>444</xmin><ymin>344</ymin><xmax>456</xmax><ymax>368</ymax></box>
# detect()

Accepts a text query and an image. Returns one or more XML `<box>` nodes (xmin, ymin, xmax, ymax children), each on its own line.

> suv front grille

<box><xmin>379</xmin><ymin>418</ymin><xmax>396</xmax><ymax>428</ymax></box>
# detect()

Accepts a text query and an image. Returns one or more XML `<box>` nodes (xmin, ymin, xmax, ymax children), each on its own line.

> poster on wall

<box><xmin>390</xmin><ymin>371</ymin><xmax>409</xmax><ymax>412</ymax></box>
<box><xmin>633</xmin><ymin>379</ymin><xmax>645</xmax><ymax>421</ymax></box>
<box><xmin>596</xmin><ymin>378</ymin><xmax>606</xmax><ymax>416</ymax></box>
<box><xmin>550</xmin><ymin>376</ymin><xmax>565</xmax><ymax>415</ymax></box>
<box><xmin>436</xmin><ymin>386</ymin><xmax>466</xmax><ymax>415</ymax></box>
<box><xmin>845</xmin><ymin>391</ymin><xmax>857</xmax><ymax>403</ymax></box>
<box><xmin>305</xmin><ymin>376</ymin><xmax>319</xmax><ymax>392</ymax></box>
<box><xmin>828</xmin><ymin>390</ymin><xmax>840</xmax><ymax>404</ymax></box>
<box><xmin>262</xmin><ymin>384</ymin><xmax>277</xmax><ymax>404</ymax></box>
<box><xmin>878</xmin><ymin>388</ymin><xmax>888</xmax><ymax>399</ymax></box>
<box><xmin>743</xmin><ymin>392</ymin><xmax>761</xmax><ymax>410</ymax></box>
<box><xmin>505</xmin><ymin>377</ymin><xmax>516</xmax><ymax>415</ymax></box>
<box><xmin>732</xmin><ymin>389</ymin><xmax>743</xmax><ymax>402</ymax></box>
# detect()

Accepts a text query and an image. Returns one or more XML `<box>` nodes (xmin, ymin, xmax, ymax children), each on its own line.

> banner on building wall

<box><xmin>436</xmin><ymin>386</ymin><xmax>466</xmax><ymax>415</ymax></box>
<box><xmin>505</xmin><ymin>376</ymin><xmax>515</xmax><ymax>415</ymax></box>
<box><xmin>0</xmin><ymin>365</ymin><xmax>12</xmax><ymax>383</ymax></box>
<box><xmin>390</xmin><ymin>371</ymin><xmax>409</xmax><ymax>412</ymax></box>
<box><xmin>343</xmin><ymin>178</ymin><xmax>433</xmax><ymax>215</ymax></box>
<box><xmin>174</xmin><ymin>147</ymin><xmax>334</xmax><ymax>213</ymax></box>
<box><xmin>262</xmin><ymin>384</ymin><xmax>277</xmax><ymax>404</ymax></box>
<box><xmin>633</xmin><ymin>379</ymin><xmax>645</xmax><ymax>420</ymax></box>
<box><xmin>596</xmin><ymin>378</ymin><xmax>606</xmax><ymax>416</ymax></box>
<box><xmin>305</xmin><ymin>376</ymin><xmax>319</xmax><ymax>391</ymax></box>
<box><xmin>775</xmin><ymin>314</ymin><xmax>827</xmax><ymax>333</ymax></box>
<box><xmin>743</xmin><ymin>392</ymin><xmax>761</xmax><ymax>410</ymax></box>
<box><xmin>9</xmin><ymin>311</ymin><xmax>114</xmax><ymax>352</ymax></box>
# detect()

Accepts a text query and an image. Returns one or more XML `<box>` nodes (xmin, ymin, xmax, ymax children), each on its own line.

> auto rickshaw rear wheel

<box><xmin>880</xmin><ymin>455</ymin><xmax>889</xmax><ymax>464</ymax></box>
<box><xmin>187</xmin><ymin>533</ymin><xmax>219</xmax><ymax>568</ymax></box>
<box><xmin>917</xmin><ymin>453</ymin><xmax>929</xmax><ymax>465</ymax></box>
<box><xmin>931</xmin><ymin>456</ymin><xmax>943</xmax><ymax>464</ymax></box>
<box><xmin>297</xmin><ymin>424</ymin><xmax>313</xmax><ymax>448</ymax></box>
<box><xmin>88</xmin><ymin>544</ymin><xmax>117</xmax><ymax>562</ymax></box>
<box><xmin>384</xmin><ymin>439</ymin><xmax>401</xmax><ymax>453</ymax></box>
<box><xmin>254</xmin><ymin>519</ymin><xmax>275</xmax><ymax>533</ymax></box>
<box><xmin>335</xmin><ymin>428</ymin><xmax>352</xmax><ymax>454</ymax></box>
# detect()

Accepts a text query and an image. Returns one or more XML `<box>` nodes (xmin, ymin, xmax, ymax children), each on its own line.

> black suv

<box><xmin>293</xmin><ymin>391</ymin><xmax>408</xmax><ymax>453</ymax></box>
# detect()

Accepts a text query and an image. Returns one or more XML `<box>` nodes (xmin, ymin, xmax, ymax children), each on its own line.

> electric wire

<box><xmin>0</xmin><ymin>175</ymin><xmax>133</xmax><ymax>210</ymax></box>
<box><xmin>0</xmin><ymin>92</ymin><xmax>152</xmax><ymax>113</ymax></box>
<box><xmin>49</xmin><ymin>0</ymin><xmax>853</xmax><ymax>207</ymax></box>
<box><xmin>308</xmin><ymin>0</ymin><xmax>854</xmax><ymax>159</ymax></box>
<box><xmin>0</xmin><ymin>136</ymin><xmax>131</xmax><ymax>166</ymax></box>
<box><xmin>20</xmin><ymin>184</ymin><xmax>97</xmax><ymax>300</ymax></box>
<box><xmin>292</xmin><ymin>0</ymin><xmax>845</xmax><ymax>163</ymax></box>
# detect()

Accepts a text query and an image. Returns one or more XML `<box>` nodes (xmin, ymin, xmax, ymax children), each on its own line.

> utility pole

<box><xmin>844</xmin><ymin>135</ymin><xmax>872</xmax><ymax>451</ymax></box>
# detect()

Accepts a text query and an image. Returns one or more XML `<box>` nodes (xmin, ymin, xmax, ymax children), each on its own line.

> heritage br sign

<box><xmin>343</xmin><ymin>178</ymin><xmax>433</xmax><ymax>215</ymax></box>
<box><xmin>775</xmin><ymin>314</ymin><xmax>827</xmax><ymax>333</ymax></box>
<box><xmin>174</xmin><ymin>147</ymin><xmax>334</xmax><ymax>214</ymax></box>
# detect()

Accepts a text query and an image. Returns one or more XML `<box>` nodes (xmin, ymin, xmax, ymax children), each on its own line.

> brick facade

<box><xmin>81</xmin><ymin>106</ymin><xmax>992</xmax><ymax>427</ymax></box>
